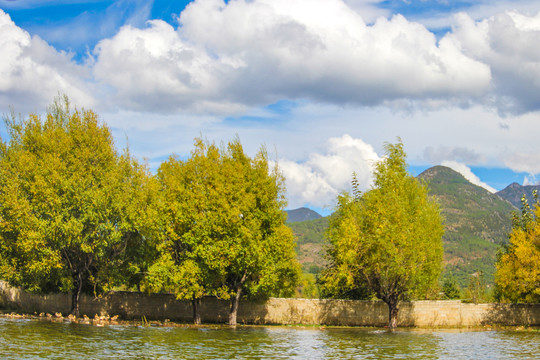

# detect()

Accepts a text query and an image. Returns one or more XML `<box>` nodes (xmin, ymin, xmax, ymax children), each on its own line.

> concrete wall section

<box><xmin>2</xmin><ymin>281</ymin><xmax>540</xmax><ymax>327</ymax></box>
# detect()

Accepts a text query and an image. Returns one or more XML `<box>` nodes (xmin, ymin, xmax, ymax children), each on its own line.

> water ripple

<box><xmin>1</xmin><ymin>318</ymin><xmax>539</xmax><ymax>359</ymax></box>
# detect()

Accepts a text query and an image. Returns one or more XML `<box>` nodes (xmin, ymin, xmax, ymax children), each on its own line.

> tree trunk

<box><xmin>387</xmin><ymin>301</ymin><xmax>399</xmax><ymax>329</ymax></box>
<box><xmin>192</xmin><ymin>298</ymin><xmax>201</xmax><ymax>325</ymax></box>
<box><xmin>71</xmin><ymin>272</ymin><xmax>82</xmax><ymax>317</ymax></box>
<box><xmin>228</xmin><ymin>285</ymin><xmax>243</xmax><ymax>327</ymax></box>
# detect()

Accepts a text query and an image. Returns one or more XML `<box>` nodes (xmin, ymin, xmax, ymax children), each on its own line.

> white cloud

<box><xmin>7</xmin><ymin>0</ymin><xmax>540</xmax><ymax>117</ymax></box>
<box><xmin>441</xmin><ymin>161</ymin><xmax>497</xmax><ymax>193</ymax></box>
<box><xmin>279</xmin><ymin>134</ymin><xmax>380</xmax><ymax>209</ymax></box>
<box><xmin>502</xmin><ymin>152</ymin><xmax>540</xmax><ymax>175</ymax></box>
<box><xmin>93</xmin><ymin>19</ymin><xmax>232</xmax><ymax>113</ymax></box>
<box><xmin>423</xmin><ymin>146</ymin><xmax>485</xmax><ymax>165</ymax></box>
<box><xmin>92</xmin><ymin>0</ymin><xmax>491</xmax><ymax>114</ymax></box>
<box><xmin>0</xmin><ymin>10</ymin><xmax>93</xmax><ymax>113</ymax></box>
<box><xmin>523</xmin><ymin>174</ymin><xmax>539</xmax><ymax>186</ymax></box>
<box><xmin>3</xmin><ymin>0</ymin><xmax>540</xmax><ymax>117</ymax></box>
<box><xmin>451</xmin><ymin>10</ymin><xmax>540</xmax><ymax>114</ymax></box>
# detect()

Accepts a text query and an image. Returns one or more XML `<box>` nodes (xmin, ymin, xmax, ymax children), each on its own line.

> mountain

<box><xmin>288</xmin><ymin>166</ymin><xmax>517</xmax><ymax>288</ymax></box>
<box><xmin>285</xmin><ymin>207</ymin><xmax>322</xmax><ymax>222</ymax></box>
<box><xmin>418</xmin><ymin>166</ymin><xmax>516</xmax><ymax>286</ymax></box>
<box><xmin>496</xmin><ymin>182</ymin><xmax>540</xmax><ymax>209</ymax></box>
<box><xmin>288</xmin><ymin>216</ymin><xmax>329</xmax><ymax>274</ymax></box>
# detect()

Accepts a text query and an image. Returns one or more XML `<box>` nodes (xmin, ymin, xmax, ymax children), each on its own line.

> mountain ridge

<box><xmin>285</xmin><ymin>207</ymin><xmax>322</xmax><ymax>223</ymax></box>
<box><xmin>496</xmin><ymin>182</ymin><xmax>540</xmax><ymax>209</ymax></box>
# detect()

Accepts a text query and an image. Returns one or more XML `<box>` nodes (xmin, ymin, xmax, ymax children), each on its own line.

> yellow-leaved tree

<box><xmin>144</xmin><ymin>138</ymin><xmax>300</xmax><ymax>326</ymax></box>
<box><xmin>0</xmin><ymin>97</ymin><xmax>155</xmax><ymax>316</ymax></box>
<box><xmin>320</xmin><ymin>140</ymin><xmax>444</xmax><ymax>328</ymax></box>
<box><xmin>495</xmin><ymin>194</ymin><xmax>540</xmax><ymax>303</ymax></box>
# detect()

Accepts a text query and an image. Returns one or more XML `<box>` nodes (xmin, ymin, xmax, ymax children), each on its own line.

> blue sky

<box><xmin>2</xmin><ymin>0</ymin><xmax>540</xmax><ymax>215</ymax></box>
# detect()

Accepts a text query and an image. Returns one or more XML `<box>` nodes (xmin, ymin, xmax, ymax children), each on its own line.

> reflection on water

<box><xmin>1</xmin><ymin>317</ymin><xmax>539</xmax><ymax>359</ymax></box>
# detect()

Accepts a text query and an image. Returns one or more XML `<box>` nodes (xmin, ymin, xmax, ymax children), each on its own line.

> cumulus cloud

<box><xmin>93</xmin><ymin>19</ymin><xmax>234</xmax><ymax>113</ymax></box>
<box><xmin>4</xmin><ymin>0</ymin><xmax>540</xmax><ymax>121</ymax></box>
<box><xmin>279</xmin><ymin>134</ymin><xmax>380</xmax><ymax>209</ymax></box>
<box><xmin>441</xmin><ymin>160</ymin><xmax>496</xmax><ymax>193</ymax></box>
<box><xmin>92</xmin><ymin>0</ymin><xmax>491</xmax><ymax>114</ymax></box>
<box><xmin>424</xmin><ymin>145</ymin><xmax>485</xmax><ymax>165</ymax></box>
<box><xmin>451</xmin><ymin>10</ymin><xmax>540</xmax><ymax>114</ymax></box>
<box><xmin>0</xmin><ymin>10</ymin><xmax>93</xmax><ymax>113</ymax></box>
<box><xmin>502</xmin><ymin>152</ymin><xmax>540</xmax><ymax>174</ymax></box>
<box><xmin>7</xmin><ymin>0</ymin><xmax>540</xmax><ymax>117</ymax></box>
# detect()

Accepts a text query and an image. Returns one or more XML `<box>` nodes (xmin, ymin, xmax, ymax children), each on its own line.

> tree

<box><xmin>466</xmin><ymin>271</ymin><xmax>487</xmax><ymax>304</ymax></box>
<box><xmin>0</xmin><ymin>97</ymin><xmax>153</xmax><ymax>316</ymax></box>
<box><xmin>321</xmin><ymin>140</ymin><xmax>444</xmax><ymax>328</ymax></box>
<box><xmin>495</xmin><ymin>194</ymin><xmax>540</xmax><ymax>303</ymax></box>
<box><xmin>442</xmin><ymin>276</ymin><xmax>461</xmax><ymax>300</ymax></box>
<box><xmin>143</xmin><ymin>140</ymin><xmax>227</xmax><ymax>324</ymax></box>
<box><xmin>143</xmin><ymin>138</ymin><xmax>301</xmax><ymax>326</ymax></box>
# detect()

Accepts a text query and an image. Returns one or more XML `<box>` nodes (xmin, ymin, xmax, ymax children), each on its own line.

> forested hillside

<box><xmin>418</xmin><ymin>166</ymin><xmax>515</xmax><ymax>286</ymax></box>
<box><xmin>288</xmin><ymin>217</ymin><xmax>328</xmax><ymax>274</ymax></box>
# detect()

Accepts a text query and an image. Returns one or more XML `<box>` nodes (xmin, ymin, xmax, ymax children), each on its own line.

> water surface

<box><xmin>1</xmin><ymin>317</ymin><xmax>539</xmax><ymax>359</ymax></box>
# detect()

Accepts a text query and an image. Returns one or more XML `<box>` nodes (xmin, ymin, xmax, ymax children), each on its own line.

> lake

<box><xmin>1</xmin><ymin>317</ymin><xmax>539</xmax><ymax>359</ymax></box>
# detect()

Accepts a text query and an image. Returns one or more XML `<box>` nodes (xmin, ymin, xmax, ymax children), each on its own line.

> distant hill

<box><xmin>496</xmin><ymin>182</ymin><xmax>540</xmax><ymax>209</ymax></box>
<box><xmin>418</xmin><ymin>166</ymin><xmax>515</xmax><ymax>286</ymax></box>
<box><xmin>288</xmin><ymin>216</ymin><xmax>329</xmax><ymax>274</ymax></box>
<box><xmin>286</xmin><ymin>207</ymin><xmax>322</xmax><ymax>223</ymax></box>
<box><xmin>288</xmin><ymin>166</ymin><xmax>518</xmax><ymax>288</ymax></box>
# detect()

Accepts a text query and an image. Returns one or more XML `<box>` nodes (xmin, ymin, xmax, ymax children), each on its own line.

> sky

<box><xmin>1</xmin><ymin>0</ymin><xmax>540</xmax><ymax>215</ymax></box>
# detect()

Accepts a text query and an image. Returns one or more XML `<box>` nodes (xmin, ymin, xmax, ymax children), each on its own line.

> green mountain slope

<box><xmin>288</xmin><ymin>166</ymin><xmax>517</xmax><ymax>288</ymax></box>
<box><xmin>418</xmin><ymin>166</ymin><xmax>516</xmax><ymax>286</ymax></box>
<box><xmin>289</xmin><ymin>217</ymin><xmax>329</xmax><ymax>274</ymax></box>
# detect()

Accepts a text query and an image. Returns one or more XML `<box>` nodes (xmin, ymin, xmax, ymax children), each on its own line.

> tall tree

<box><xmin>144</xmin><ymin>138</ymin><xmax>300</xmax><ymax>326</ymax></box>
<box><xmin>321</xmin><ymin>140</ymin><xmax>444</xmax><ymax>328</ymax></box>
<box><xmin>221</xmin><ymin>140</ymin><xmax>300</xmax><ymax>326</ymax></box>
<box><xmin>144</xmin><ymin>140</ymin><xmax>226</xmax><ymax>324</ymax></box>
<box><xmin>0</xmin><ymin>97</ymin><xmax>153</xmax><ymax>316</ymax></box>
<box><xmin>495</xmin><ymin>194</ymin><xmax>540</xmax><ymax>303</ymax></box>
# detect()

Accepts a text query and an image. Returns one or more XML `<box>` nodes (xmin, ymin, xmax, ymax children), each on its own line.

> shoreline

<box><xmin>2</xmin><ymin>310</ymin><xmax>539</xmax><ymax>332</ymax></box>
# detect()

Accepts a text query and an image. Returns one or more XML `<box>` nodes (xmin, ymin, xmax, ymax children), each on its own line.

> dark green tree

<box><xmin>442</xmin><ymin>277</ymin><xmax>461</xmax><ymax>300</ymax></box>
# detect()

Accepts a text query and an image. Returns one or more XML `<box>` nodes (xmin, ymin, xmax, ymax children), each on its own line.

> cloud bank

<box><xmin>279</xmin><ymin>134</ymin><xmax>379</xmax><ymax>209</ymax></box>
<box><xmin>2</xmin><ymin>1</ymin><xmax>540</xmax><ymax>115</ymax></box>
<box><xmin>92</xmin><ymin>0</ymin><xmax>491</xmax><ymax>113</ymax></box>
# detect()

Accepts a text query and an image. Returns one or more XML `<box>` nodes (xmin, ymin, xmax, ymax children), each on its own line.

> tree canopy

<box><xmin>143</xmin><ymin>138</ymin><xmax>300</xmax><ymax>326</ymax></box>
<box><xmin>495</xmin><ymin>194</ymin><xmax>540</xmax><ymax>303</ymax></box>
<box><xmin>320</xmin><ymin>140</ymin><xmax>444</xmax><ymax>328</ymax></box>
<box><xmin>0</xmin><ymin>97</ymin><xmax>154</xmax><ymax>315</ymax></box>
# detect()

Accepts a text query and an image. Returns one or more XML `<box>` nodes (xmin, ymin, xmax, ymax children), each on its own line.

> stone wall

<box><xmin>2</xmin><ymin>281</ymin><xmax>540</xmax><ymax>327</ymax></box>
